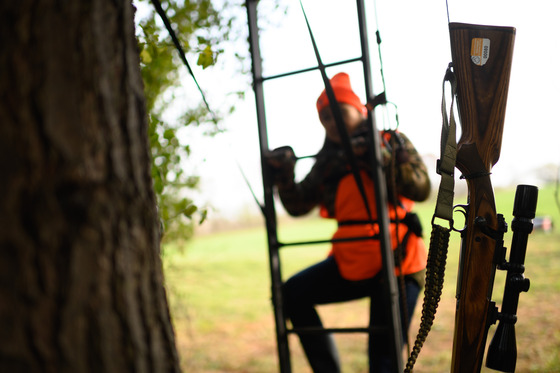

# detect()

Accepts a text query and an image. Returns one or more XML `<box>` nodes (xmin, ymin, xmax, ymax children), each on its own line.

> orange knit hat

<box><xmin>316</xmin><ymin>73</ymin><xmax>367</xmax><ymax>116</ymax></box>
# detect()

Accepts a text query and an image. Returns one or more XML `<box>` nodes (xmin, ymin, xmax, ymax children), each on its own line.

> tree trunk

<box><xmin>0</xmin><ymin>1</ymin><xmax>180</xmax><ymax>372</ymax></box>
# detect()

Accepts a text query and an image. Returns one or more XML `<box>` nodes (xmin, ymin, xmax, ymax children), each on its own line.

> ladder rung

<box><xmin>288</xmin><ymin>325</ymin><xmax>388</xmax><ymax>335</ymax></box>
<box><xmin>279</xmin><ymin>234</ymin><xmax>380</xmax><ymax>248</ymax></box>
<box><xmin>261</xmin><ymin>57</ymin><xmax>363</xmax><ymax>82</ymax></box>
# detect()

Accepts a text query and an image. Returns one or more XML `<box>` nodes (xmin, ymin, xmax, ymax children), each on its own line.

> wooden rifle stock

<box><xmin>449</xmin><ymin>23</ymin><xmax>516</xmax><ymax>372</ymax></box>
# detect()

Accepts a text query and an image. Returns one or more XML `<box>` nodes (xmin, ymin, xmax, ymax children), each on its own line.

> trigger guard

<box><xmin>452</xmin><ymin>204</ymin><xmax>468</xmax><ymax>233</ymax></box>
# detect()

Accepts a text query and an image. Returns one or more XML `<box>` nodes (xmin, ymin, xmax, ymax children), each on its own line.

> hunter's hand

<box><xmin>265</xmin><ymin>146</ymin><xmax>296</xmax><ymax>188</ymax></box>
<box><xmin>265</xmin><ymin>146</ymin><xmax>296</xmax><ymax>169</ymax></box>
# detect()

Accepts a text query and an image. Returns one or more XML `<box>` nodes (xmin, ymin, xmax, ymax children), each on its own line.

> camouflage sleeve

<box><xmin>385</xmin><ymin>132</ymin><xmax>431</xmax><ymax>202</ymax></box>
<box><xmin>276</xmin><ymin>162</ymin><xmax>323</xmax><ymax>217</ymax></box>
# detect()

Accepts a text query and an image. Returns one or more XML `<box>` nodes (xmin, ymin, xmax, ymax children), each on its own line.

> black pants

<box><xmin>283</xmin><ymin>256</ymin><xmax>421</xmax><ymax>373</ymax></box>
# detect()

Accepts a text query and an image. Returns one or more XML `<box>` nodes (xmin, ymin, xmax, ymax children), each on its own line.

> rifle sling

<box><xmin>434</xmin><ymin>65</ymin><xmax>458</xmax><ymax>225</ymax></box>
<box><xmin>404</xmin><ymin>65</ymin><xmax>458</xmax><ymax>373</ymax></box>
<box><xmin>404</xmin><ymin>224</ymin><xmax>450</xmax><ymax>373</ymax></box>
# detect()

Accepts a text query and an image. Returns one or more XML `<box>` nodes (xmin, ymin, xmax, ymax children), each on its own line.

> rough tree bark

<box><xmin>0</xmin><ymin>1</ymin><xmax>181</xmax><ymax>372</ymax></box>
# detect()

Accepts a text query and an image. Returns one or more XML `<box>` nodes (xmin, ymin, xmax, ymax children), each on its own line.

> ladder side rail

<box><xmin>246</xmin><ymin>1</ymin><xmax>291</xmax><ymax>372</ymax></box>
<box><xmin>356</xmin><ymin>0</ymin><xmax>404</xmax><ymax>372</ymax></box>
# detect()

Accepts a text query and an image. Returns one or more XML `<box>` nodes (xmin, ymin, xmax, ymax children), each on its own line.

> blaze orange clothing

<box><xmin>273</xmin><ymin>130</ymin><xmax>430</xmax><ymax>282</ymax></box>
<box><xmin>327</xmin><ymin>172</ymin><xmax>427</xmax><ymax>281</ymax></box>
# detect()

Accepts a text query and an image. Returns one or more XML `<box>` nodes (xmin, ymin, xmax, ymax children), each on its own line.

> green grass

<box><xmin>163</xmin><ymin>184</ymin><xmax>560</xmax><ymax>372</ymax></box>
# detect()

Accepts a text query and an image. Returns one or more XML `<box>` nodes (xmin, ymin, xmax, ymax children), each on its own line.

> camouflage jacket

<box><xmin>273</xmin><ymin>127</ymin><xmax>431</xmax><ymax>217</ymax></box>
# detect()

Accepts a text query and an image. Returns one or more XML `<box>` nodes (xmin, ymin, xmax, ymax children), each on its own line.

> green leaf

<box><xmin>140</xmin><ymin>48</ymin><xmax>152</xmax><ymax>64</ymax></box>
<box><xmin>198</xmin><ymin>209</ymin><xmax>208</xmax><ymax>224</ymax></box>
<box><xmin>183</xmin><ymin>204</ymin><xmax>198</xmax><ymax>218</ymax></box>
<box><xmin>163</xmin><ymin>128</ymin><xmax>175</xmax><ymax>140</ymax></box>
<box><xmin>196</xmin><ymin>45</ymin><xmax>214</xmax><ymax>69</ymax></box>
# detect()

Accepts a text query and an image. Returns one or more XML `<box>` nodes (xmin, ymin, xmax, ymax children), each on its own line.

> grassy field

<box><xmin>163</xmin><ymin>184</ymin><xmax>560</xmax><ymax>372</ymax></box>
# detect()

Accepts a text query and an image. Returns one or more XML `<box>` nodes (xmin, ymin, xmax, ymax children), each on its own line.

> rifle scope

<box><xmin>486</xmin><ymin>184</ymin><xmax>538</xmax><ymax>372</ymax></box>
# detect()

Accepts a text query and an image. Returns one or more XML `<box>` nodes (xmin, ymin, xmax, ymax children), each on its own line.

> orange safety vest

<box><xmin>324</xmin><ymin>171</ymin><xmax>427</xmax><ymax>281</ymax></box>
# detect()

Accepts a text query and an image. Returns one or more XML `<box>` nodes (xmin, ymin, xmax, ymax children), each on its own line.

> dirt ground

<box><xmin>174</xmin><ymin>289</ymin><xmax>560</xmax><ymax>372</ymax></box>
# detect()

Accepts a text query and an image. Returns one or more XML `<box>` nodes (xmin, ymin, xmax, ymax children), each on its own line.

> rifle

<box><xmin>406</xmin><ymin>22</ymin><xmax>535</xmax><ymax>373</ymax></box>
<box><xmin>449</xmin><ymin>23</ymin><xmax>518</xmax><ymax>372</ymax></box>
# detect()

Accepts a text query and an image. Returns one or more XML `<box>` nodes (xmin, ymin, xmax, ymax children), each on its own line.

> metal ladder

<box><xmin>246</xmin><ymin>1</ymin><xmax>404</xmax><ymax>371</ymax></box>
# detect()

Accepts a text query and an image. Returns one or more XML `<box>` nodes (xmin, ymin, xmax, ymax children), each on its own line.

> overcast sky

<box><xmin>166</xmin><ymin>0</ymin><xmax>560</xmax><ymax>220</ymax></box>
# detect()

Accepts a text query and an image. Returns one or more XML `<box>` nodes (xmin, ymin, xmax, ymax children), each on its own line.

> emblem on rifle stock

<box><xmin>471</xmin><ymin>37</ymin><xmax>491</xmax><ymax>66</ymax></box>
